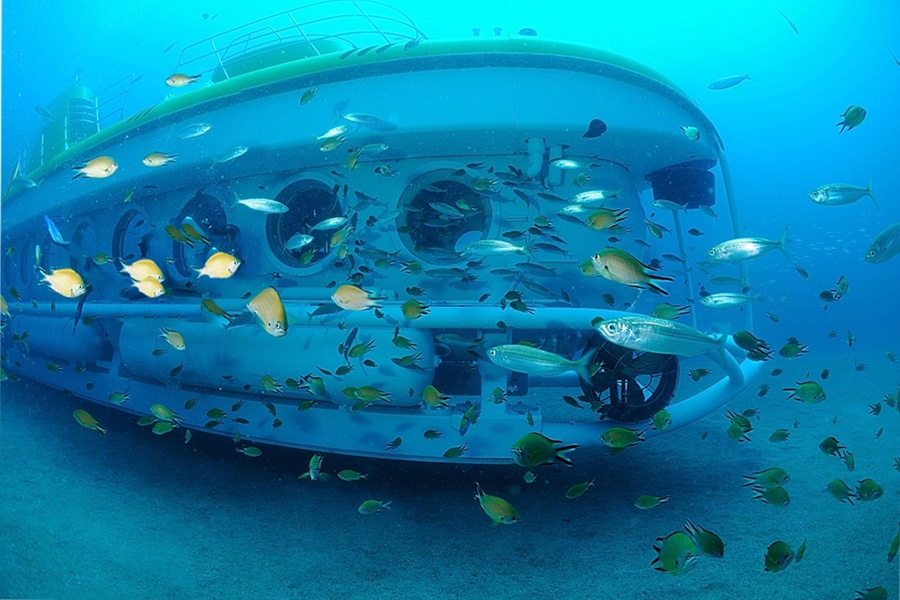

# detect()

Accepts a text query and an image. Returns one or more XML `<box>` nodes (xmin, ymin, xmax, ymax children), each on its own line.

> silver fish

<box><xmin>700</xmin><ymin>292</ymin><xmax>760</xmax><ymax>309</ymax></box>
<box><xmin>236</xmin><ymin>195</ymin><xmax>289</xmax><ymax>214</ymax></box>
<box><xmin>809</xmin><ymin>181</ymin><xmax>876</xmax><ymax>207</ymax></box>
<box><xmin>650</xmin><ymin>198</ymin><xmax>687</xmax><ymax>212</ymax></box>
<box><xmin>550</xmin><ymin>158</ymin><xmax>587</xmax><ymax>170</ymax></box>
<box><xmin>310</xmin><ymin>217</ymin><xmax>347</xmax><ymax>232</ymax></box>
<box><xmin>340</xmin><ymin>112</ymin><xmax>385</xmax><ymax>125</ymax></box>
<box><xmin>316</xmin><ymin>124</ymin><xmax>353</xmax><ymax>140</ymax></box>
<box><xmin>595</xmin><ymin>316</ymin><xmax>724</xmax><ymax>357</ymax></box>
<box><xmin>570</xmin><ymin>189</ymin><xmax>619</xmax><ymax>204</ymax></box>
<box><xmin>214</xmin><ymin>146</ymin><xmax>249</xmax><ymax>163</ymax></box>
<box><xmin>487</xmin><ymin>344</ymin><xmax>596</xmax><ymax>382</ymax></box>
<box><xmin>865</xmin><ymin>222</ymin><xmax>900</xmax><ymax>263</ymax></box>
<box><xmin>178</xmin><ymin>122</ymin><xmax>212</xmax><ymax>139</ymax></box>
<box><xmin>708</xmin><ymin>74</ymin><xmax>752</xmax><ymax>90</ymax></box>
<box><xmin>708</xmin><ymin>228</ymin><xmax>789</xmax><ymax>262</ymax></box>
<box><xmin>285</xmin><ymin>233</ymin><xmax>314</xmax><ymax>251</ymax></box>
<box><xmin>461</xmin><ymin>240</ymin><xmax>529</xmax><ymax>257</ymax></box>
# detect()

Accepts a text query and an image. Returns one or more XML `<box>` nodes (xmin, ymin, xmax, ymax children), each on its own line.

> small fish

<box><xmin>751</xmin><ymin>485</ymin><xmax>791</xmax><ymax>507</ymax></box>
<box><xmin>180</xmin><ymin>223</ymin><xmax>210</xmax><ymax>246</ymax></box>
<box><xmin>600</xmin><ymin>427</ymin><xmax>645</xmax><ymax>449</ymax></box>
<box><xmin>650</xmin><ymin>198</ymin><xmax>687</xmax><ymax>213</ymax></box>
<box><xmin>177</xmin><ymin>123</ymin><xmax>211</xmax><ymax>139</ymax></box>
<box><xmin>423</xmin><ymin>429</ymin><xmax>443</xmax><ymax>440</ymax></box>
<box><xmin>783</xmin><ymin>380</ymin><xmax>825</xmax><ymax>404</ymax></box>
<box><xmin>299</xmin><ymin>87</ymin><xmax>318</xmax><ymax>105</ymax></box>
<box><xmin>591</xmin><ymin>248</ymin><xmax>673</xmax><ymax>295</ymax></box>
<box><xmin>358</xmin><ymin>500</ymin><xmax>391</xmax><ymax>515</ymax></box>
<box><xmin>778</xmin><ymin>11</ymin><xmax>799</xmax><ymax>34</ymax></box>
<box><xmin>73</xmin><ymin>409</ymin><xmax>106</xmax><ymax>434</ymax></box>
<box><xmin>442</xmin><ymin>443</ymin><xmax>468</xmax><ymax>459</ymax></box>
<box><xmin>474</xmin><ymin>483</ymin><xmax>519</xmax><ymax>525</ymax></box>
<box><xmin>680</xmin><ymin>125</ymin><xmax>700</xmax><ymax>141</ymax></box>
<box><xmin>836</xmin><ymin>105</ymin><xmax>866</xmax><ymax>133</ymax></box>
<box><xmin>337</xmin><ymin>469</ymin><xmax>367</xmax><ymax>482</ymax></box>
<box><xmin>165</xmin><ymin>225</ymin><xmax>194</xmax><ymax>247</ymax></box>
<box><xmin>683</xmin><ymin>520</ymin><xmax>724</xmax><ymax>558</ymax></box>
<box><xmin>152</xmin><ymin>421</ymin><xmax>176</xmax><ymax>435</ymax></box>
<box><xmin>201</xmin><ymin>298</ymin><xmax>233</xmax><ymax>322</ymax></box>
<box><xmin>385</xmin><ymin>437</ymin><xmax>402</xmax><ymax>451</ymax></box>
<box><xmin>708</xmin><ymin>74</ymin><xmax>752</xmax><ymax>90</ymax></box>
<box><xmin>132</xmin><ymin>278</ymin><xmax>165</xmax><ymax>298</ymax></box>
<box><xmin>511</xmin><ymin>432</ymin><xmax>577</xmax><ymax>467</ymax></box>
<box><xmin>43</xmin><ymin>215</ymin><xmax>69</xmax><ymax>246</ymax></box>
<box><xmin>565</xmin><ymin>479</ymin><xmax>595</xmax><ymax>499</ymax></box>
<box><xmin>768</xmin><ymin>429</ymin><xmax>790</xmax><ymax>443</ymax></box>
<box><xmin>236</xmin><ymin>195</ymin><xmax>288</xmax><ymax>214</ymax></box>
<box><xmin>310</xmin><ymin>216</ymin><xmax>348</xmax><ymax>232</ymax></box>
<box><xmin>764</xmin><ymin>541</ymin><xmax>794</xmax><ymax>572</ymax></box>
<box><xmin>652</xmin><ymin>531</ymin><xmax>700</xmax><ymax>575</ymax></box>
<box><xmin>247</xmin><ymin>287</ymin><xmax>288</xmax><ymax>337</ymax></box>
<box><xmin>700</xmin><ymin>292</ymin><xmax>760</xmax><ymax>309</ymax></box>
<box><xmin>688</xmin><ymin>368</ymin><xmax>712</xmax><ymax>382</ymax></box>
<box><xmin>708</xmin><ymin>228</ymin><xmax>789</xmax><ymax>262</ymax></box>
<box><xmin>165</xmin><ymin>73</ymin><xmax>201</xmax><ymax>87</ymax></box>
<box><xmin>332</xmin><ymin>284</ymin><xmax>384</xmax><ymax>311</ymax></box>
<box><xmin>195</xmin><ymin>251</ymin><xmax>241</xmax><ymax>279</ymax></box>
<box><xmin>634</xmin><ymin>495</ymin><xmax>669</xmax><ymax>509</ymax></box>
<box><xmin>142</xmin><ymin>152</ymin><xmax>177</xmax><ymax>167</ymax></box>
<box><xmin>213</xmin><ymin>146</ymin><xmax>249</xmax><ymax>164</ymax></box>
<box><xmin>651</xmin><ymin>409</ymin><xmax>672</xmax><ymax>432</ymax></box>
<box><xmin>120</xmin><ymin>258</ymin><xmax>164</xmax><ymax>282</ymax></box>
<box><xmin>400</xmin><ymin>299</ymin><xmax>429</xmax><ymax>320</ymax></box>
<box><xmin>39</xmin><ymin>268</ymin><xmax>86</xmax><ymax>298</ymax></box>
<box><xmin>864</xmin><ymin>222</ymin><xmax>900</xmax><ymax>264</ymax></box>
<box><xmin>488</xmin><ymin>345</ymin><xmax>597</xmax><ymax>382</ymax></box>
<box><xmin>159</xmin><ymin>327</ymin><xmax>186</xmax><ymax>350</ymax></box>
<box><xmin>809</xmin><ymin>181</ymin><xmax>876</xmax><ymax>208</ymax></box>
<box><xmin>236</xmin><ymin>446</ymin><xmax>263</xmax><ymax>458</ymax></box>
<box><xmin>72</xmin><ymin>156</ymin><xmax>118</xmax><ymax>179</ymax></box>
<box><xmin>742</xmin><ymin>467</ymin><xmax>789</xmax><ymax>489</ymax></box>
<box><xmin>284</xmin><ymin>233</ymin><xmax>314</xmax><ymax>252</ymax></box>
<box><xmin>856</xmin><ymin>478</ymin><xmax>883</xmax><ymax>502</ymax></box>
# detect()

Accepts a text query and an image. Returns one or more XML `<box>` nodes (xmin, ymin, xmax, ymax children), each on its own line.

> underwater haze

<box><xmin>2</xmin><ymin>1</ymin><xmax>899</xmax><ymax>599</ymax></box>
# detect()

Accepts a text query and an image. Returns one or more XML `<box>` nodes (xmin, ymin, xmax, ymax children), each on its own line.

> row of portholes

<box><xmin>2</xmin><ymin>169</ymin><xmax>493</xmax><ymax>292</ymax></box>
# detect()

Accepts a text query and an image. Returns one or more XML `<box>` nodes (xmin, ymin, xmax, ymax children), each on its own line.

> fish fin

<box><xmin>867</xmin><ymin>179</ymin><xmax>878</xmax><ymax>208</ymax></box>
<box><xmin>574</xmin><ymin>347</ymin><xmax>598</xmax><ymax>382</ymax></box>
<box><xmin>646</xmin><ymin>281</ymin><xmax>670</xmax><ymax>296</ymax></box>
<box><xmin>554</xmin><ymin>443</ymin><xmax>579</xmax><ymax>466</ymax></box>
<box><xmin>776</xmin><ymin>226</ymin><xmax>790</xmax><ymax>260</ymax></box>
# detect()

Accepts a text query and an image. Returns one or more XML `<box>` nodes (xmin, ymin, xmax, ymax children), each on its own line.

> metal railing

<box><xmin>171</xmin><ymin>0</ymin><xmax>426</xmax><ymax>82</ymax></box>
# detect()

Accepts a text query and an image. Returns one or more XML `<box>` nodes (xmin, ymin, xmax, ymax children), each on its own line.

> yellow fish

<box><xmin>142</xmin><ymin>152</ymin><xmax>177</xmax><ymax>167</ymax></box>
<box><xmin>120</xmin><ymin>258</ymin><xmax>165</xmax><ymax>282</ymax></box>
<box><xmin>72</xmin><ymin>156</ymin><xmax>118</xmax><ymax>179</ymax></box>
<box><xmin>132</xmin><ymin>277</ymin><xmax>165</xmax><ymax>298</ymax></box>
<box><xmin>195</xmin><ymin>251</ymin><xmax>241</xmax><ymax>279</ymax></box>
<box><xmin>73</xmin><ymin>409</ymin><xmax>107</xmax><ymax>434</ymax></box>
<box><xmin>475</xmin><ymin>482</ymin><xmax>519</xmax><ymax>525</ymax></box>
<box><xmin>1</xmin><ymin>294</ymin><xmax>10</xmax><ymax>317</ymax></box>
<box><xmin>159</xmin><ymin>327</ymin><xmax>186</xmax><ymax>350</ymax></box>
<box><xmin>331</xmin><ymin>284</ymin><xmax>383</xmax><ymax>311</ymax></box>
<box><xmin>248</xmin><ymin>287</ymin><xmax>287</xmax><ymax>337</ymax></box>
<box><xmin>40</xmin><ymin>268</ymin><xmax>86</xmax><ymax>298</ymax></box>
<box><xmin>165</xmin><ymin>73</ymin><xmax>200</xmax><ymax>87</ymax></box>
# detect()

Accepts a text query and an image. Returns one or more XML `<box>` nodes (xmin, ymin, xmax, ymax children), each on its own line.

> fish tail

<box><xmin>777</xmin><ymin>227</ymin><xmax>790</xmax><ymax>260</ymax></box>
<box><xmin>573</xmin><ymin>347</ymin><xmax>598</xmax><ymax>382</ymax></box>
<box><xmin>867</xmin><ymin>179</ymin><xmax>878</xmax><ymax>208</ymax></box>
<box><xmin>554</xmin><ymin>443</ymin><xmax>579</xmax><ymax>466</ymax></box>
<box><xmin>646</xmin><ymin>280</ymin><xmax>670</xmax><ymax>296</ymax></box>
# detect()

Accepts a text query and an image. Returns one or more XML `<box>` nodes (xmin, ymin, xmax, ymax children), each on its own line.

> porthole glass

<box><xmin>266</xmin><ymin>179</ymin><xmax>342</xmax><ymax>268</ymax></box>
<box><xmin>112</xmin><ymin>209</ymin><xmax>153</xmax><ymax>265</ymax></box>
<box><xmin>170</xmin><ymin>191</ymin><xmax>229</xmax><ymax>279</ymax></box>
<box><xmin>397</xmin><ymin>170</ymin><xmax>490</xmax><ymax>264</ymax></box>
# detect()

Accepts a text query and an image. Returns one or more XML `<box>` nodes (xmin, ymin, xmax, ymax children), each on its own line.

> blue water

<box><xmin>2</xmin><ymin>2</ymin><xmax>899</xmax><ymax>598</ymax></box>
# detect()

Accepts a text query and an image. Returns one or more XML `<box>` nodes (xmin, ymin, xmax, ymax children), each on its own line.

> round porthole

<box><xmin>170</xmin><ymin>190</ymin><xmax>232</xmax><ymax>279</ymax></box>
<box><xmin>112</xmin><ymin>209</ymin><xmax>153</xmax><ymax>265</ymax></box>
<box><xmin>266</xmin><ymin>179</ymin><xmax>342</xmax><ymax>268</ymax></box>
<box><xmin>397</xmin><ymin>170</ymin><xmax>490</xmax><ymax>263</ymax></box>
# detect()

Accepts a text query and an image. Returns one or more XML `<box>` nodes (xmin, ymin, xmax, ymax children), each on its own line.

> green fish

<box><xmin>768</xmin><ymin>429</ymin><xmax>790</xmax><ymax>443</ymax></box>
<box><xmin>651</xmin><ymin>409</ymin><xmax>672</xmax><ymax>432</ymax></box>
<box><xmin>474</xmin><ymin>483</ymin><xmax>518</xmax><ymax>525</ymax></box>
<box><xmin>742</xmin><ymin>467</ymin><xmax>789</xmax><ymax>489</ymax></box>
<box><xmin>237</xmin><ymin>446</ymin><xmax>262</xmax><ymax>457</ymax></box>
<box><xmin>565</xmin><ymin>479</ymin><xmax>595</xmax><ymax>499</ymax></box>
<box><xmin>751</xmin><ymin>486</ymin><xmax>791</xmax><ymax>507</ymax></box>
<box><xmin>591</xmin><ymin>248</ymin><xmax>674</xmax><ymax>295</ymax></box>
<box><xmin>764</xmin><ymin>540</ymin><xmax>794</xmax><ymax>572</ymax></box>
<box><xmin>683</xmin><ymin>519</ymin><xmax>724</xmax><ymax>558</ymax></box>
<box><xmin>358</xmin><ymin>500</ymin><xmax>391</xmax><ymax>515</ymax></box>
<box><xmin>828</xmin><ymin>479</ymin><xmax>855</xmax><ymax>504</ymax></box>
<box><xmin>511</xmin><ymin>432</ymin><xmax>577</xmax><ymax>468</ymax></box>
<box><xmin>783</xmin><ymin>381</ymin><xmax>825</xmax><ymax>404</ymax></box>
<box><xmin>337</xmin><ymin>469</ymin><xmax>368</xmax><ymax>482</ymax></box>
<box><xmin>634</xmin><ymin>495</ymin><xmax>670</xmax><ymax>510</ymax></box>
<box><xmin>856</xmin><ymin>478</ymin><xmax>883</xmax><ymax>502</ymax></box>
<box><xmin>835</xmin><ymin>104</ymin><xmax>866</xmax><ymax>133</ymax></box>
<box><xmin>652</xmin><ymin>531</ymin><xmax>699</xmax><ymax>575</ymax></box>
<box><xmin>599</xmin><ymin>427</ymin><xmax>645</xmax><ymax>449</ymax></box>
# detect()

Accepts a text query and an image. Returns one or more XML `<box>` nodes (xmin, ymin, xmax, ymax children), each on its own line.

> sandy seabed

<box><xmin>1</xmin><ymin>351</ymin><xmax>897</xmax><ymax>600</ymax></box>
